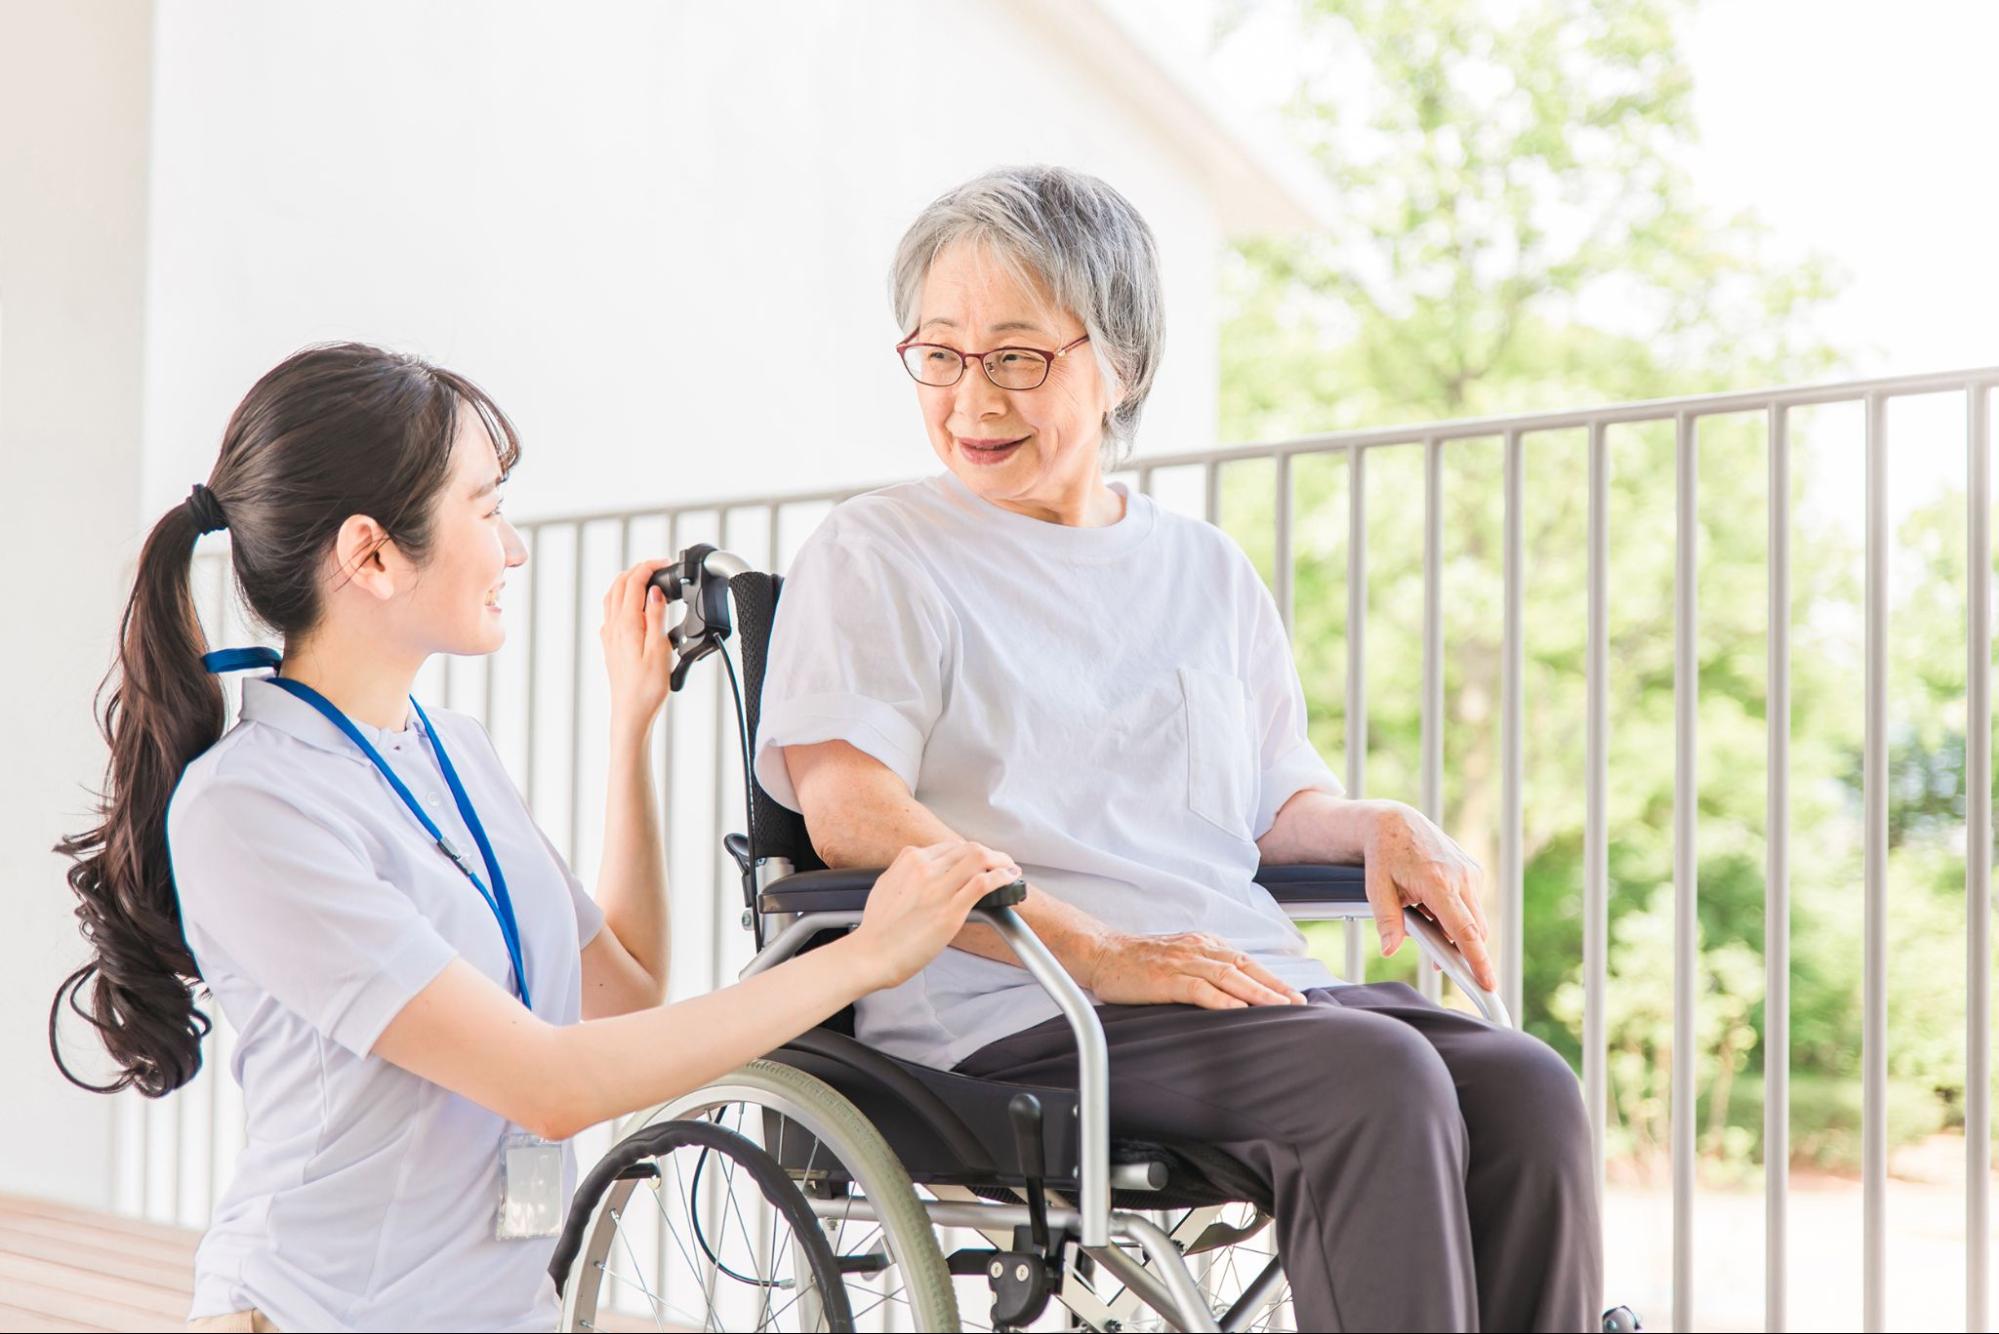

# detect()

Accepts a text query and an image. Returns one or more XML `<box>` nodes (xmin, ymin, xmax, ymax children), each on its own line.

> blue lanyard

<box><xmin>203</xmin><ymin>648</ymin><xmax>531</xmax><ymax>1009</ymax></box>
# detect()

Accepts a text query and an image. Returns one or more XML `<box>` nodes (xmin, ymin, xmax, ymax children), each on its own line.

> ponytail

<box><xmin>51</xmin><ymin>500</ymin><xmax>224</xmax><ymax>1095</ymax></box>
<box><xmin>50</xmin><ymin>341</ymin><xmax>520</xmax><ymax>1098</ymax></box>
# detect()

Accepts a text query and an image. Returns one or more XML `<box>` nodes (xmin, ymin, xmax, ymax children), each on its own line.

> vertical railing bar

<box><xmin>1767</xmin><ymin>403</ymin><xmax>1793</xmax><ymax>1334</ymax></box>
<box><xmin>140</xmin><ymin>1097</ymin><xmax>154</xmax><ymax>1219</ymax></box>
<box><xmin>1345</xmin><ymin>448</ymin><xmax>1367</xmax><ymax>983</ymax></box>
<box><xmin>712</xmin><ymin>510</ymin><xmax>733</xmax><ymax>990</ymax></box>
<box><xmin>1502</xmin><ymin>429</ymin><xmax>1524</xmax><ymax>1025</ymax></box>
<box><xmin>1204</xmin><ymin>460</ymin><xmax>1220</xmax><ymax>527</ymax></box>
<box><xmin>482</xmin><ymin>619</ymin><xmax>498</xmax><ymax>732</ymax></box>
<box><xmin>1139</xmin><ymin>465</ymin><xmax>1155</xmax><ymax>497</ymax></box>
<box><xmin>165</xmin><ymin>1097</ymin><xmax>181</xmax><ymax>1224</ymax></box>
<box><xmin>524</xmin><ymin>524</ymin><xmax>543</xmax><ymax>809</ymax></box>
<box><xmin>1420</xmin><ymin>435</ymin><xmax>1444</xmax><ymax>1003</ymax></box>
<box><xmin>1970</xmin><ymin>382</ymin><xmax>1993</xmax><ymax>1334</ymax></box>
<box><xmin>1864</xmin><ymin>392</ymin><xmax>1888</xmax><ymax>1334</ymax></box>
<box><xmin>569</xmin><ymin>522</ymin><xmax>589</xmax><ymax>867</ymax></box>
<box><xmin>1584</xmin><ymin>419</ymin><xmax>1610</xmax><ymax>1221</ymax></box>
<box><xmin>656</xmin><ymin>507</ymin><xmax>677</xmax><ymax>1294</ymax></box>
<box><xmin>1673</xmin><ymin>409</ymin><xmax>1698</xmax><ymax>1333</ymax></box>
<box><xmin>659</xmin><ymin>510</ymin><xmax>680</xmax><ymax>879</ymax></box>
<box><xmin>1275</xmin><ymin>454</ymin><xmax>1294</xmax><ymax>632</ymax></box>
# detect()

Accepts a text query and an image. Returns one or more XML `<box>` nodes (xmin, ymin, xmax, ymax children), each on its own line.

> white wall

<box><xmin>5</xmin><ymin>0</ymin><xmax>1245</xmax><ymax>1212</ymax></box>
<box><xmin>139</xmin><ymin>0</ymin><xmax>1224</xmax><ymax>526</ymax></box>
<box><xmin>0</xmin><ymin>0</ymin><xmax>156</xmax><ymax>1208</ymax></box>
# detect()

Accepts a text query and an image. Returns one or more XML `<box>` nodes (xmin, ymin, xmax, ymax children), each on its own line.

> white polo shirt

<box><xmin>754</xmin><ymin>472</ymin><xmax>1344</xmax><ymax>1071</ymax></box>
<box><xmin>168</xmin><ymin>673</ymin><xmax>604</xmax><ymax>1333</ymax></box>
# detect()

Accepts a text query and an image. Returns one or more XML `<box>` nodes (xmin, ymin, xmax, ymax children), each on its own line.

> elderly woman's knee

<box><xmin>1471</xmin><ymin>1029</ymin><xmax>1591</xmax><ymax>1163</ymax></box>
<box><xmin>1297</xmin><ymin>1010</ymin><xmax>1460</xmax><ymax>1133</ymax></box>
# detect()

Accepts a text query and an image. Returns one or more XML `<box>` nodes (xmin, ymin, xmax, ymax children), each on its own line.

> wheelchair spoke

<box><xmin>650</xmin><ymin>1155</ymin><xmax>716</xmax><ymax>1303</ymax></box>
<box><xmin>605</xmin><ymin>1213</ymin><xmax>701</xmax><ymax>1331</ymax></box>
<box><xmin>612</xmin><ymin>1141</ymin><xmax>838</xmax><ymax>1333</ymax></box>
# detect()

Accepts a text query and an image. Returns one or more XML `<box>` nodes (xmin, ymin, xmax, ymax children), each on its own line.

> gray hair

<box><xmin>889</xmin><ymin>165</ymin><xmax>1163</xmax><ymax>465</ymax></box>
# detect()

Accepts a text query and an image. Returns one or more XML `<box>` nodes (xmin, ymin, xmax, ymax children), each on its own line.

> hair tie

<box><xmin>186</xmin><ymin>483</ymin><xmax>228</xmax><ymax>535</ymax></box>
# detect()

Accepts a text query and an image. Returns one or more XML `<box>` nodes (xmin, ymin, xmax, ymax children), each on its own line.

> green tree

<box><xmin>1204</xmin><ymin>0</ymin><xmax>1907</xmax><ymax>1168</ymax></box>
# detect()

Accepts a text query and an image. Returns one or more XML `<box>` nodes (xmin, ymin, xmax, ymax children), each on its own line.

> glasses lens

<box><xmin>985</xmin><ymin>348</ymin><xmax>1052</xmax><ymax>390</ymax></box>
<box><xmin>901</xmin><ymin>345</ymin><xmax>963</xmax><ymax>387</ymax></box>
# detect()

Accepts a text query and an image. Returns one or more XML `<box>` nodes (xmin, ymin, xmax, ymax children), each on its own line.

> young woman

<box><xmin>51</xmin><ymin>342</ymin><xmax>1019</xmax><ymax>1333</ymax></box>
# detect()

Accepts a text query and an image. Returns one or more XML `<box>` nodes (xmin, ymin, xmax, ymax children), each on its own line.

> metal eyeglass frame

<box><xmin>894</xmin><ymin>331</ymin><xmax>1091</xmax><ymax>391</ymax></box>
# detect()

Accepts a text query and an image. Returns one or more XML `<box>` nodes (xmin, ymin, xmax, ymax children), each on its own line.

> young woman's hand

<box><xmin>600</xmin><ymin>558</ymin><xmax>678</xmax><ymax>732</ymax></box>
<box><xmin>847</xmin><ymin>841</ymin><xmax>1023</xmax><ymax>991</ymax></box>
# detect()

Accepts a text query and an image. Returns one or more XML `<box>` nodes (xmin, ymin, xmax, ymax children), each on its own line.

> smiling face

<box><xmin>909</xmin><ymin>241</ymin><xmax>1118</xmax><ymax>525</ymax></box>
<box><xmin>392</xmin><ymin>405</ymin><xmax>528</xmax><ymax>657</ymax></box>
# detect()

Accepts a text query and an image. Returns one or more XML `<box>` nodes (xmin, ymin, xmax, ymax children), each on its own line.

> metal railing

<box><xmin>131</xmin><ymin>366</ymin><xmax>1999</xmax><ymax>1331</ymax></box>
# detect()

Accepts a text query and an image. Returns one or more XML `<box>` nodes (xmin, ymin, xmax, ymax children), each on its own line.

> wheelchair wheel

<box><xmin>552</xmin><ymin>1116</ymin><xmax>853</xmax><ymax>1331</ymax></box>
<box><xmin>563</xmin><ymin>1058</ymin><xmax>961</xmax><ymax>1332</ymax></box>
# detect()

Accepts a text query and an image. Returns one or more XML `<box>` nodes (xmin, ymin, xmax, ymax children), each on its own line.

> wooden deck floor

<box><xmin>0</xmin><ymin>1193</ymin><xmax>198</xmax><ymax>1333</ymax></box>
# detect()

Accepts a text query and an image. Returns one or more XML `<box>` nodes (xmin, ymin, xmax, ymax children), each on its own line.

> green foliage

<box><xmin>1200</xmin><ymin>0</ymin><xmax>1999</xmax><ymax>1172</ymax></box>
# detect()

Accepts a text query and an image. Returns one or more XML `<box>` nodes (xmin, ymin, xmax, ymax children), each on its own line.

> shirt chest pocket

<box><xmin>1178</xmin><ymin>667</ymin><xmax>1256</xmax><ymax>843</ymax></box>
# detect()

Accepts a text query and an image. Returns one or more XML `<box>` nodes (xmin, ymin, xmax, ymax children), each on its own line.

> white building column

<box><xmin>0</xmin><ymin>0</ymin><xmax>156</xmax><ymax>1209</ymax></box>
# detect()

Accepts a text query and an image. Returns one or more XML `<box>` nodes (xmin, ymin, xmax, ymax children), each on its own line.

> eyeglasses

<box><xmin>895</xmin><ymin>332</ymin><xmax>1091</xmax><ymax>391</ymax></box>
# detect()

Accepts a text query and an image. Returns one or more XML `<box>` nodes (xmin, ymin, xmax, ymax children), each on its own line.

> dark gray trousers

<box><xmin>954</xmin><ymin>981</ymin><xmax>1602</xmax><ymax>1333</ymax></box>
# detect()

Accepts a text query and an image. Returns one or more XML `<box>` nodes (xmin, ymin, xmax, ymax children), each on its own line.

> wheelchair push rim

<box><xmin>552</xmin><ymin>1114</ymin><xmax>855</xmax><ymax>1332</ymax></box>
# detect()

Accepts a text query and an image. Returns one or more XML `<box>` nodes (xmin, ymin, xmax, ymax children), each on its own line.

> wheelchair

<box><xmin>547</xmin><ymin>545</ymin><xmax>1514</xmax><ymax>1333</ymax></box>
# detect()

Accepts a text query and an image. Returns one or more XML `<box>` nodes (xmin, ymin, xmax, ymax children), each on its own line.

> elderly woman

<box><xmin>752</xmin><ymin>166</ymin><xmax>1600</xmax><ymax>1332</ymax></box>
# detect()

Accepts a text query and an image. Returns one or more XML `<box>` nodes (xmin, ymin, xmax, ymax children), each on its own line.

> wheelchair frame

<box><xmin>736</xmin><ymin>896</ymin><xmax>1507</xmax><ymax>1331</ymax></box>
<box><xmin>586</xmin><ymin>547</ymin><xmax>1514</xmax><ymax>1333</ymax></box>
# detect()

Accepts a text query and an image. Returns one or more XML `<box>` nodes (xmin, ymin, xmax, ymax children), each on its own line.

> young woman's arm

<box><xmin>578</xmin><ymin>713</ymin><xmax>668</xmax><ymax>1017</ymax></box>
<box><xmin>578</xmin><ymin>560</ymin><xmax>676</xmax><ymax>1017</ymax></box>
<box><xmin>375</xmin><ymin>841</ymin><xmax>1019</xmax><ymax>1141</ymax></box>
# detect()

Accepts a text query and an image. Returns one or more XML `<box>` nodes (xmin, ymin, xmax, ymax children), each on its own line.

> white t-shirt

<box><xmin>168</xmin><ymin>674</ymin><xmax>605</xmax><ymax>1333</ymax></box>
<box><xmin>754</xmin><ymin>471</ymin><xmax>1343</xmax><ymax>1071</ymax></box>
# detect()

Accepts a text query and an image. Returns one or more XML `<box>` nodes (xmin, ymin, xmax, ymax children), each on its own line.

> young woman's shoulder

<box><xmin>167</xmin><ymin>723</ymin><xmax>329</xmax><ymax>838</ymax></box>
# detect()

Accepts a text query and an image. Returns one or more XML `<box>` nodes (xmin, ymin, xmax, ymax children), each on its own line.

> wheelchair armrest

<box><xmin>767</xmin><ymin>860</ymin><xmax>1362</xmax><ymax>914</ymax></box>
<box><xmin>758</xmin><ymin>867</ymin><xmax>1028</xmax><ymax>916</ymax></box>
<box><xmin>757</xmin><ymin>866</ymin><xmax>880</xmax><ymax>915</ymax></box>
<box><xmin>1255</xmin><ymin>862</ymin><xmax>1511</xmax><ymax>1028</ymax></box>
<box><xmin>1252</xmin><ymin>861</ymin><xmax>1367</xmax><ymax>904</ymax></box>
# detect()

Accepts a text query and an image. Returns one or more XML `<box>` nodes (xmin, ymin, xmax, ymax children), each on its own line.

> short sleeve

<box><xmin>168</xmin><ymin>778</ymin><xmax>458</xmax><ymax>1058</ymax></box>
<box><xmin>534</xmin><ymin>823</ymin><xmax>605</xmax><ymax>948</ymax></box>
<box><xmin>753</xmin><ymin>525</ymin><xmax>953</xmax><ymax>810</ymax></box>
<box><xmin>1244</xmin><ymin>577</ymin><xmax>1344</xmax><ymax>838</ymax></box>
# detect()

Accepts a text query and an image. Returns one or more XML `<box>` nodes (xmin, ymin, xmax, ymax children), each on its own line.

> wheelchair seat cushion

<box><xmin>764</xmin><ymin>1028</ymin><xmax>1272</xmax><ymax>1214</ymax></box>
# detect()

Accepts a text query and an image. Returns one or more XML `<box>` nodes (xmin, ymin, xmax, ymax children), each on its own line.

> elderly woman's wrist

<box><xmin>1066</xmin><ymin>925</ymin><xmax>1124</xmax><ymax>991</ymax></box>
<box><xmin>1357</xmin><ymin>799</ymin><xmax>1416</xmax><ymax>839</ymax></box>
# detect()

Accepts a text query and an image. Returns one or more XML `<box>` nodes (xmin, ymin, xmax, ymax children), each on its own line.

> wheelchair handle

<box><xmin>975</xmin><ymin>877</ymin><xmax>1028</xmax><ymax>914</ymax></box>
<box><xmin>648</xmin><ymin>545</ymin><xmax>752</xmax><ymax>691</ymax></box>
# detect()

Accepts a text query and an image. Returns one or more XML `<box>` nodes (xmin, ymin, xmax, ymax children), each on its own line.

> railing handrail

<box><xmin>509</xmin><ymin>364</ymin><xmax>1999</xmax><ymax>530</ymax></box>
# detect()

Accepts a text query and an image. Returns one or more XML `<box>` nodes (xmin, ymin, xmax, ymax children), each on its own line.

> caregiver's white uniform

<box><xmin>754</xmin><ymin>472</ymin><xmax>1345</xmax><ymax>1072</ymax></box>
<box><xmin>168</xmin><ymin>674</ymin><xmax>604</xmax><ymax>1333</ymax></box>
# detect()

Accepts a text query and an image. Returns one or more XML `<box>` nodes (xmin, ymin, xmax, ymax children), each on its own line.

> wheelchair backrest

<box><xmin>722</xmin><ymin>570</ymin><xmax>829</xmax><ymax>875</ymax></box>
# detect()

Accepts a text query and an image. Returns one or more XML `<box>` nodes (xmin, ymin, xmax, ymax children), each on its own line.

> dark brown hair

<box><xmin>51</xmin><ymin>342</ymin><xmax>521</xmax><ymax>1096</ymax></box>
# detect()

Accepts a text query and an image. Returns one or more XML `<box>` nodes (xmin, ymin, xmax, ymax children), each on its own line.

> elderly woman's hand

<box><xmin>1079</xmin><ymin>931</ymin><xmax>1308</xmax><ymax>1010</ymax></box>
<box><xmin>1363</xmin><ymin>803</ymin><xmax>1498</xmax><ymax>993</ymax></box>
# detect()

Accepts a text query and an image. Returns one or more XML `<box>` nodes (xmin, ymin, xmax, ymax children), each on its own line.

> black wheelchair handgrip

<box><xmin>975</xmin><ymin>877</ymin><xmax>1029</xmax><ymax>913</ymax></box>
